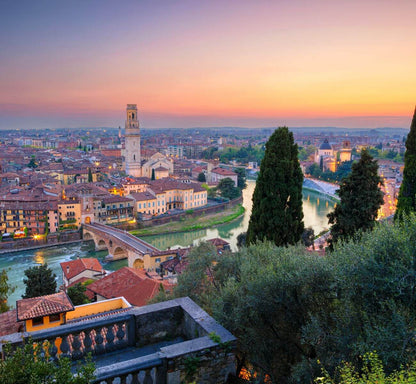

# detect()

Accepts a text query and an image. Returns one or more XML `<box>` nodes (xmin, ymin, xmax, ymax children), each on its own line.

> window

<box><xmin>155</xmin><ymin>258</ymin><xmax>161</xmax><ymax>263</ymax></box>
<box><xmin>49</xmin><ymin>313</ymin><xmax>61</xmax><ymax>323</ymax></box>
<box><xmin>138</xmin><ymin>203</ymin><xmax>141</xmax><ymax>209</ymax></box>
<box><xmin>32</xmin><ymin>317</ymin><xmax>44</xmax><ymax>326</ymax></box>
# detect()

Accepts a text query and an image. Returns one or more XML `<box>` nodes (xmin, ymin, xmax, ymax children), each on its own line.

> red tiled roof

<box><xmin>61</xmin><ymin>258</ymin><xmax>103</xmax><ymax>280</ymax></box>
<box><xmin>207</xmin><ymin>238</ymin><xmax>230</xmax><ymax>247</ymax></box>
<box><xmin>0</xmin><ymin>310</ymin><xmax>22</xmax><ymax>336</ymax></box>
<box><xmin>87</xmin><ymin>267</ymin><xmax>174</xmax><ymax>307</ymax></box>
<box><xmin>129</xmin><ymin>192</ymin><xmax>156</xmax><ymax>202</ymax></box>
<box><xmin>211</xmin><ymin>167</ymin><xmax>237</xmax><ymax>176</ymax></box>
<box><xmin>16</xmin><ymin>292</ymin><xmax>74</xmax><ymax>321</ymax></box>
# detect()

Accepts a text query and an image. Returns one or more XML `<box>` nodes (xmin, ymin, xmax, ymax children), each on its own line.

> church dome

<box><xmin>319</xmin><ymin>139</ymin><xmax>332</xmax><ymax>150</ymax></box>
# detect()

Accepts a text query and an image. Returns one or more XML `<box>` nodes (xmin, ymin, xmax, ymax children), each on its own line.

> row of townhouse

<box><xmin>128</xmin><ymin>179</ymin><xmax>208</xmax><ymax>216</ymax></box>
<box><xmin>0</xmin><ymin>200</ymin><xmax>59</xmax><ymax>235</ymax></box>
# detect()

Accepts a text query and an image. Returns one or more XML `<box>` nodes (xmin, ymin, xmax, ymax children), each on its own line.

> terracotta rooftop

<box><xmin>0</xmin><ymin>310</ymin><xmax>22</xmax><ymax>336</ymax></box>
<box><xmin>129</xmin><ymin>192</ymin><xmax>156</xmax><ymax>202</ymax></box>
<box><xmin>61</xmin><ymin>258</ymin><xmax>103</xmax><ymax>280</ymax></box>
<box><xmin>87</xmin><ymin>267</ymin><xmax>174</xmax><ymax>307</ymax></box>
<box><xmin>16</xmin><ymin>292</ymin><xmax>74</xmax><ymax>321</ymax></box>
<box><xmin>207</xmin><ymin>238</ymin><xmax>230</xmax><ymax>247</ymax></box>
<box><xmin>211</xmin><ymin>167</ymin><xmax>237</xmax><ymax>176</ymax></box>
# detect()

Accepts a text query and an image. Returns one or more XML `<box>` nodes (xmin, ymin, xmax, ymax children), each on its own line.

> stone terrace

<box><xmin>0</xmin><ymin>297</ymin><xmax>236</xmax><ymax>384</ymax></box>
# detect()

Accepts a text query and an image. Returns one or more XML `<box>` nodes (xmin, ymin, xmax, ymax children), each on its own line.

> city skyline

<box><xmin>1</xmin><ymin>0</ymin><xmax>415</xmax><ymax>129</ymax></box>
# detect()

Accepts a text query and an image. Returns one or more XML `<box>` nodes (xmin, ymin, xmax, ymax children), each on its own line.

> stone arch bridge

<box><xmin>83</xmin><ymin>223</ymin><xmax>159</xmax><ymax>268</ymax></box>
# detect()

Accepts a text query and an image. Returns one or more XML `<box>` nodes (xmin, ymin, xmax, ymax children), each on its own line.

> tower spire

<box><xmin>124</xmin><ymin>104</ymin><xmax>141</xmax><ymax>177</ymax></box>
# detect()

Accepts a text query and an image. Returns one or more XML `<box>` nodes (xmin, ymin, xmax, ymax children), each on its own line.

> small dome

<box><xmin>319</xmin><ymin>139</ymin><xmax>332</xmax><ymax>150</ymax></box>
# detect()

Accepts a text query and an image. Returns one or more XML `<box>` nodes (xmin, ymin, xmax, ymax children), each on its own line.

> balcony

<box><xmin>0</xmin><ymin>298</ymin><xmax>236</xmax><ymax>384</ymax></box>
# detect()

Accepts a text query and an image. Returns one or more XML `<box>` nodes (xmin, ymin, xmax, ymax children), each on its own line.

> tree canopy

<box><xmin>67</xmin><ymin>283</ymin><xmax>90</xmax><ymax>305</ymax></box>
<box><xmin>0</xmin><ymin>269</ymin><xmax>15</xmax><ymax>313</ymax></box>
<box><xmin>197</xmin><ymin>172</ymin><xmax>206</xmax><ymax>182</ymax></box>
<box><xmin>0</xmin><ymin>341</ymin><xmax>95</xmax><ymax>384</ymax></box>
<box><xmin>328</xmin><ymin>148</ymin><xmax>383</xmax><ymax>248</ymax></box>
<box><xmin>395</xmin><ymin>106</ymin><xmax>416</xmax><ymax>220</ymax></box>
<box><xmin>247</xmin><ymin>127</ymin><xmax>304</xmax><ymax>246</ymax></box>
<box><xmin>23</xmin><ymin>263</ymin><xmax>57</xmax><ymax>299</ymax></box>
<box><xmin>155</xmin><ymin>216</ymin><xmax>416</xmax><ymax>382</ymax></box>
<box><xmin>216</xmin><ymin>177</ymin><xmax>240</xmax><ymax>200</ymax></box>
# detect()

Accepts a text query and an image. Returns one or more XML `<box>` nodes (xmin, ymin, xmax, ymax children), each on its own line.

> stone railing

<box><xmin>0</xmin><ymin>298</ymin><xmax>237</xmax><ymax>384</ymax></box>
<box><xmin>1</xmin><ymin>311</ymin><xmax>135</xmax><ymax>361</ymax></box>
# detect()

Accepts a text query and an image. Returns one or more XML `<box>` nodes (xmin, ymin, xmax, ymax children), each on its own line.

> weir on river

<box><xmin>1</xmin><ymin>180</ymin><xmax>336</xmax><ymax>305</ymax></box>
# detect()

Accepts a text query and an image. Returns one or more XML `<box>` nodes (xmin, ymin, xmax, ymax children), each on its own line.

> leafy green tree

<box><xmin>234</xmin><ymin>167</ymin><xmax>247</xmax><ymax>190</ymax></box>
<box><xmin>67</xmin><ymin>283</ymin><xmax>90</xmax><ymax>305</ymax></box>
<box><xmin>88</xmin><ymin>167</ymin><xmax>93</xmax><ymax>182</ymax></box>
<box><xmin>214</xmin><ymin>242</ymin><xmax>334</xmax><ymax>383</ymax></box>
<box><xmin>301</xmin><ymin>227</ymin><xmax>315</xmax><ymax>247</ymax></box>
<box><xmin>0</xmin><ymin>340</ymin><xmax>95</xmax><ymax>384</ymax></box>
<box><xmin>0</xmin><ymin>269</ymin><xmax>15</xmax><ymax>313</ymax></box>
<box><xmin>316</xmin><ymin>352</ymin><xmax>416</xmax><ymax>384</ymax></box>
<box><xmin>173</xmin><ymin>242</ymin><xmax>220</xmax><ymax>311</ymax></box>
<box><xmin>307</xmin><ymin>163</ymin><xmax>323</xmax><ymax>178</ymax></box>
<box><xmin>217</xmin><ymin>177</ymin><xmax>240</xmax><ymax>199</ymax></box>
<box><xmin>395</xmin><ymin>106</ymin><xmax>416</xmax><ymax>220</ymax></box>
<box><xmin>27</xmin><ymin>155</ymin><xmax>38</xmax><ymax>168</ymax></box>
<box><xmin>197</xmin><ymin>172</ymin><xmax>206</xmax><ymax>182</ymax></box>
<box><xmin>247</xmin><ymin>127</ymin><xmax>304</xmax><ymax>246</ymax></box>
<box><xmin>301</xmin><ymin>217</ymin><xmax>416</xmax><ymax>381</ymax></box>
<box><xmin>22</xmin><ymin>263</ymin><xmax>57</xmax><ymax>298</ymax></box>
<box><xmin>327</xmin><ymin>149</ymin><xmax>383</xmax><ymax>248</ymax></box>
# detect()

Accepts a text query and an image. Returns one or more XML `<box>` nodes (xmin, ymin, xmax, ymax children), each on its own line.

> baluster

<box><xmin>48</xmin><ymin>338</ymin><xmax>58</xmax><ymax>362</ymax></box>
<box><xmin>143</xmin><ymin>369</ymin><xmax>153</xmax><ymax>384</ymax></box>
<box><xmin>129</xmin><ymin>372</ymin><xmax>139</xmax><ymax>384</ymax></box>
<box><xmin>60</xmin><ymin>334</ymin><xmax>71</xmax><ymax>358</ymax></box>
<box><xmin>84</xmin><ymin>329</ymin><xmax>93</xmax><ymax>354</ymax></box>
<box><xmin>95</xmin><ymin>327</ymin><xmax>105</xmax><ymax>355</ymax></box>
<box><xmin>116</xmin><ymin>322</ymin><xmax>126</xmax><ymax>347</ymax></box>
<box><xmin>105</xmin><ymin>324</ymin><xmax>115</xmax><ymax>352</ymax></box>
<box><xmin>71</xmin><ymin>332</ymin><xmax>83</xmax><ymax>360</ymax></box>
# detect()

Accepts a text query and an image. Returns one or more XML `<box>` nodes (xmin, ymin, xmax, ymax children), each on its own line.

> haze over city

<box><xmin>1</xmin><ymin>0</ymin><xmax>415</xmax><ymax>129</ymax></box>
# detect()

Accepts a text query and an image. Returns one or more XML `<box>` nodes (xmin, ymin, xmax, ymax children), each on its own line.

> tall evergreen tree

<box><xmin>247</xmin><ymin>127</ymin><xmax>304</xmax><ymax>246</ymax></box>
<box><xmin>327</xmin><ymin>148</ymin><xmax>383</xmax><ymax>248</ymax></box>
<box><xmin>88</xmin><ymin>167</ymin><xmax>93</xmax><ymax>182</ymax></box>
<box><xmin>395</xmin><ymin>106</ymin><xmax>416</xmax><ymax>220</ymax></box>
<box><xmin>22</xmin><ymin>264</ymin><xmax>57</xmax><ymax>298</ymax></box>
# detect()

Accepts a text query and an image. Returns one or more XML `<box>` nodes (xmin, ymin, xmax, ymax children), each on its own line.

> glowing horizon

<box><xmin>1</xmin><ymin>1</ymin><xmax>415</xmax><ymax>129</ymax></box>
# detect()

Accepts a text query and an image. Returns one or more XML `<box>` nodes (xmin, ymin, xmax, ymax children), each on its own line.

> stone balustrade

<box><xmin>0</xmin><ymin>298</ymin><xmax>236</xmax><ymax>384</ymax></box>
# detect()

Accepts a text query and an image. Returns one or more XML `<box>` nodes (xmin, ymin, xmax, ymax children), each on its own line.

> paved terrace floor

<box><xmin>90</xmin><ymin>337</ymin><xmax>185</xmax><ymax>371</ymax></box>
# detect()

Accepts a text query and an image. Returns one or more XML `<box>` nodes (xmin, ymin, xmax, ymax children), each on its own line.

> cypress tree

<box><xmin>327</xmin><ymin>148</ymin><xmax>383</xmax><ymax>248</ymax></box>
<box><xmin>247</xmin><ymin>127</ymin><xmax>304</xmax><ymax>246</ymax></box>
<box><xmin>395</xmin><ymin>106</ymin><xmax>416</xmax><ymax>220</ymax></box>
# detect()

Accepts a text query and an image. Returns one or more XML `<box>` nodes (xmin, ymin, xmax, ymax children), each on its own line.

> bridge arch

<box><xmin>133</xmin><ymin>258</ymin><xmax>144</xmax><ymax>269</ymax></box>
<box><xmin>113</xmin><ymin>246</ymin><xmax>128</xmax><ymax>259</ymax></box>
<box><xmin>83</xmin><ymin>232</ymin><xmax>93</xmax><ymax>241</ymax></box>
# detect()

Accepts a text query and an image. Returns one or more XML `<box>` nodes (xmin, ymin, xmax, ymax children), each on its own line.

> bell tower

<box><xmin>124</xmin><ymin>104</ymin><xmax>141</xmax><ymax>177</ymax></box>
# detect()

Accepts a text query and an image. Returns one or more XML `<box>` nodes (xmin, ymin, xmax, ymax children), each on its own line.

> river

<box><xmin>1</xmin><ymin>180</ymin><xmax>336</xmax><ymax>305</ymax></box>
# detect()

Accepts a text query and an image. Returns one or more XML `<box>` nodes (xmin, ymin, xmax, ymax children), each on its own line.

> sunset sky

<box><xmin>0</xmin><ymin>0</ymin><xmax>415</xmax><ymax>129</ymax></box>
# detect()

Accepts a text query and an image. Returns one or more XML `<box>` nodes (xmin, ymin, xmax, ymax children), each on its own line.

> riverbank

<box><xmin>130</xmin><ymin>204</ymin><xmax>245</xmax><ymax>237</ymax></box>
<box><xmin>0</xmin><ymin>239</ymin><xmax>83</xmax><ymax>255</ymax></box>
